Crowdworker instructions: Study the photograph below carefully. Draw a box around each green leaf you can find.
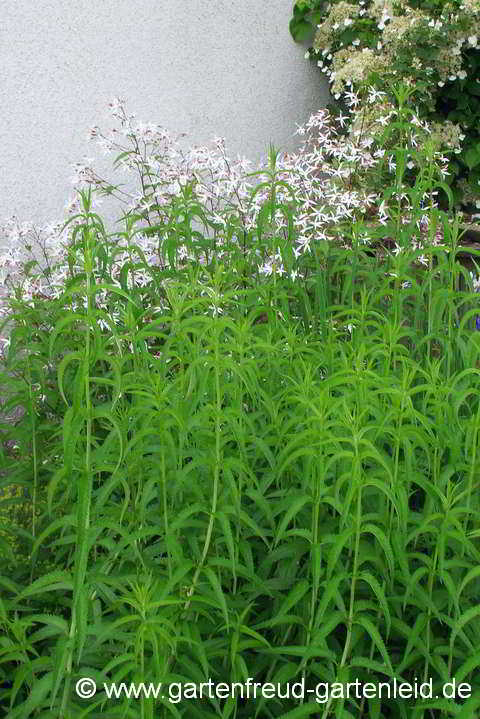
[314,572,349,624]
[455,649,480,683]
[26,613,69,636]
[7,671,53,718]
[464,147,480,170]
[216,510,236,574]
[48,313,86,358]
[289,18,314,43]
[293,2,309,18]
[326,528,355,581]
[18,571,73,599]
[50,636,71,707]
[275,494,311,546]
[357,571,391,636]
[361,523,395,577]
[277,578,310,617]
[451,605,480,650]
[202,566,229,630]
[354,614,394,676]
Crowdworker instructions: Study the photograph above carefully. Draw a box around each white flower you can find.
[468,35,478,46]
[259,262,273,277]
[393,243,402,256]
[438,81,445,87]
[304,51,310,59]
[367,86,386,103]
[470,272,480,292]
[344,18,353,26]
[209,304,223,317]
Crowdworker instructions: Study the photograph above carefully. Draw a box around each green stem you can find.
[321,456,362,719]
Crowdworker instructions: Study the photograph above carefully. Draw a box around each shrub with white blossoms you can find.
[313,0,479,98]
[298,0,480,209]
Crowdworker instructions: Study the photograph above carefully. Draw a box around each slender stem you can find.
[183,321,221,612]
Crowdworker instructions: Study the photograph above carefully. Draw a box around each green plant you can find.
[1,94,480,718]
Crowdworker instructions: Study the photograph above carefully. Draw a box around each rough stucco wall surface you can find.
[0,0,328,229]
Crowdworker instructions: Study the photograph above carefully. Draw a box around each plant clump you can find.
[1,93,480,718]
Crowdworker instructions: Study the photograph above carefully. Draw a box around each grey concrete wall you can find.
[0,0,328,229]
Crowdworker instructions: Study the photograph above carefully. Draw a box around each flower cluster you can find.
[429,120,465,153]
[313,0,480,93]
[0,218,68,302]
[313,1,359,54]
[330,48,387,97]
